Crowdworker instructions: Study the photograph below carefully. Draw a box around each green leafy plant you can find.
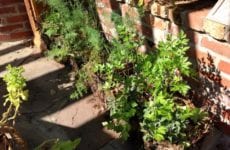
[95,16,207,146]
[34,138,81,150]
[96,16,144,140]
[42,0,102,61]
[1,65,28,125]
[140,33,207,145]
[42,0,208,147]
[42,0,105,99]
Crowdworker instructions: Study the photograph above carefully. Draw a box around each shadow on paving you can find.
[0,41,31,57]
[0,53,42,73]
[0,40,137,150]
[12,66,136,150]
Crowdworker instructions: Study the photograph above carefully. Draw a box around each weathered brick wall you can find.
[96,0,230,126]
[0,0,32,41]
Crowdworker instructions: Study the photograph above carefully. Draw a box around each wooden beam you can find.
[24,0,47,51]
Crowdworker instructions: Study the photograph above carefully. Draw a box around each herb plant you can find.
[1,65,28,124]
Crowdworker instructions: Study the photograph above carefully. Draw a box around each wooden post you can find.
[24,0,47,51]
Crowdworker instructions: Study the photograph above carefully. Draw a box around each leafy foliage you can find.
[95,17,206,145]
[50,138,81,150]
[1,65,28,124]
[42,0,208,147]
[42,0,105,99]
[34,138,81,150]
[42,0,102,61]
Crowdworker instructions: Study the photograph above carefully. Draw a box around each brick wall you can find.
[96,0,230,127]
[0,0,32,41]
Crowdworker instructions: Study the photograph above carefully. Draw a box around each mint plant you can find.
[1,65,28,124]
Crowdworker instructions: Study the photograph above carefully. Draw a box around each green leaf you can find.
[156,126,167,135]
[154,133,165,142]
[50,139,81,150]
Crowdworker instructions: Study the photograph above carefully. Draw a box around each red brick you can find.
[222,110,230,122]
[0,17,6,25]
[96,0,119,10]
[151,16,168,30]
[169,23,180,36]
[6,14,28,23]
[121,4,140,21]
[0,0,21,6]
[96,6,112,16]
[0,24,23,33]
[17,4,27,13]
[135,24,152,39]
[201,37,230,58]
[218,60,230,75]
[185,30,201,44]
[141,13,152,26]
[217,121,230,135]
[23,22,31,30]
[10,31,32,40]
[0,6,16,14]
[221,77,230,88]
[0,33,10,41]
[144,0,152,9]
[181,7,211,31]
[187,47,215,62]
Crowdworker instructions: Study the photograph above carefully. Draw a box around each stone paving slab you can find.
[0,41,117,149]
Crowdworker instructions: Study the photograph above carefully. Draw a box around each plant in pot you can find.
[94,17,211,149]
[0,65,28,149]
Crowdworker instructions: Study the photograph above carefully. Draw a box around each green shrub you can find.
[42,0,103,62]
[42,1,208,146]
[95,18,206,146]
[42,0,105,99]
